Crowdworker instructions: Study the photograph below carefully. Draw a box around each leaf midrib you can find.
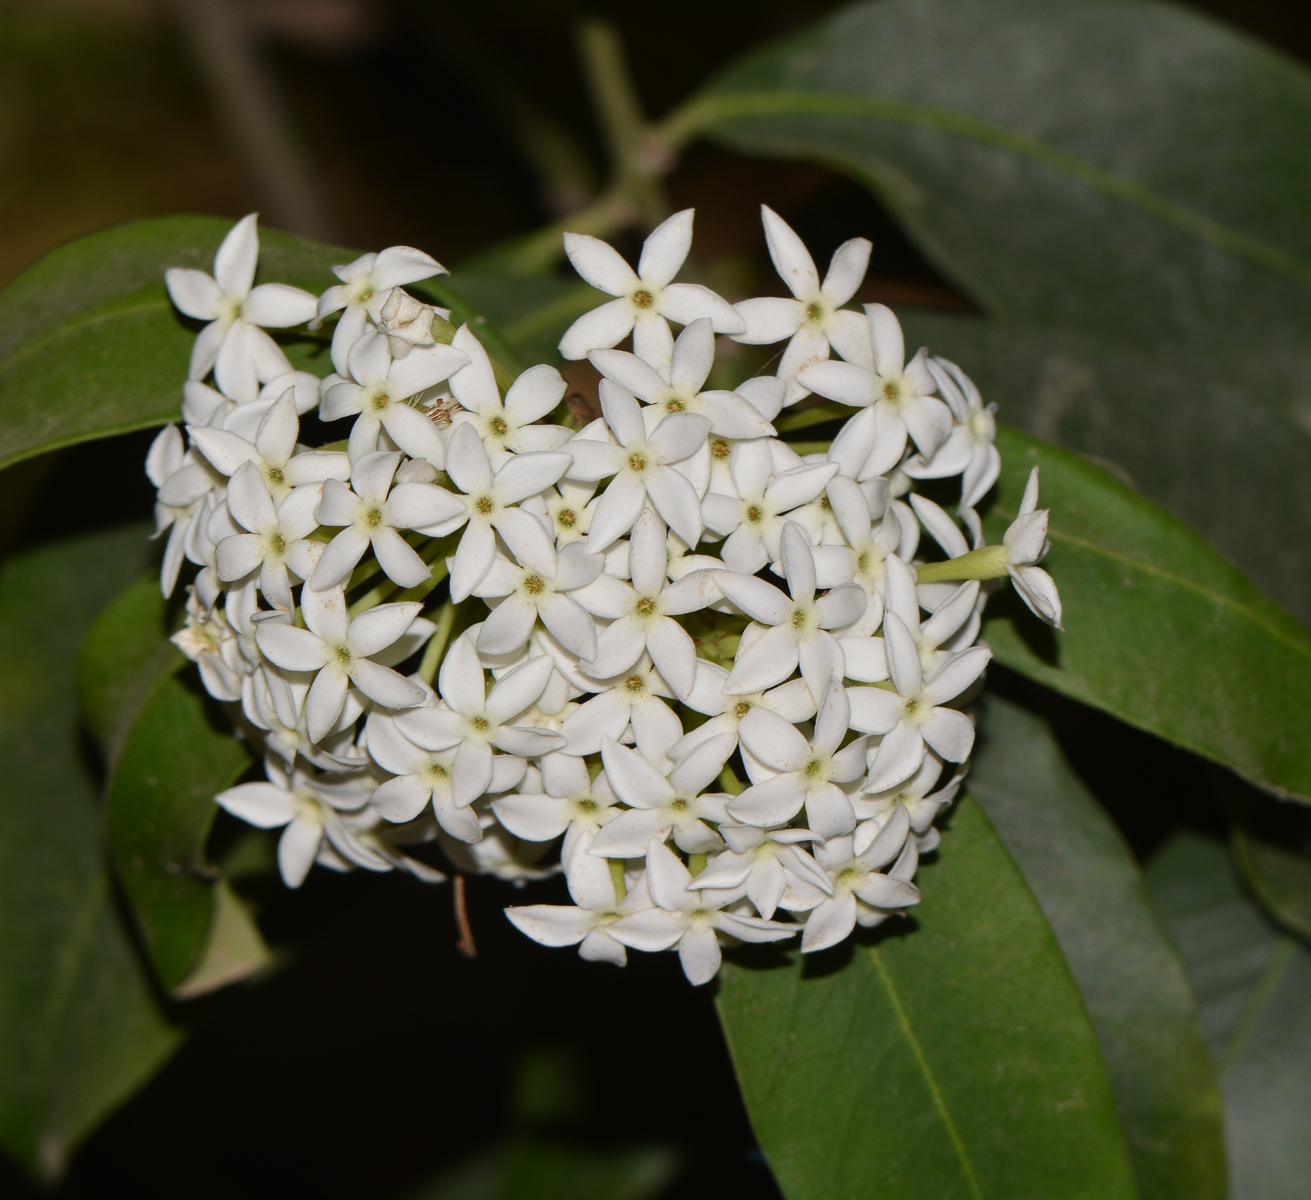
[870,946,983,1199]
[686,90,1311,289]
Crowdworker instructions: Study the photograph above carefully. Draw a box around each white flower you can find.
[171,587,244,702]
[587,732,735,858]
[189,392,350,502]
[165,214,318,400]
[802,810,920,953]
[505,832,652,966]
[716,522,866,700]
[607,840,794,985]
[255,585,429,739]
[799,304,953,478]
[855,753,964,856]
[732,206,873,405]
[729,676,868,837]
[701,439,838,574]
[689,823,832,919]
[847,610,990,794]
[309,450,464,591]
[672,658,816,763]
[571,506,718,699]
[215,461,322,610]
[589,318,776,440]
[563,385,711,552]
[1003,467,1062,628]
[316,245,446,373]
[320,330,467,464]
[215,756,376,888]
[557,655,680,757]
[558,209,744,374]
[390,632,565,806]
[471,523,604,660]
[447,326,573,458]
[366,703,523,843]
[423,422,572,601]
[521,480,598,546]
[492,753,620,861]
[905,358,1000,511]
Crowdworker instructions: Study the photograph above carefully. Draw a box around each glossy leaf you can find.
[0,215,350,472]
[971,693,1226,1200]
[1147,833,1311,1200]
[0,525,178,1181]
[78,572,182,766]
[715,797,1135,1200]
[106,671,251,991]
[981,423,1311,805]
[1231,828,1311,942]
[685,0,1311,620]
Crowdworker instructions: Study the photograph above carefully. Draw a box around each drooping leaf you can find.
[715,798,1135,1200]
[1230,827,1311,942]
[970,693,1226,1200]
[1147,832,1311,1200]
[981,423,1311,805]
[0,215,352,472]
[683,0,1311,621]
[0,525,179,1181]
[105,671,252,992]
[170,879,273,1001]
[78,572,183,766]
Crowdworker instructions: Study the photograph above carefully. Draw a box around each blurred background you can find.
[1,0,1309,1196]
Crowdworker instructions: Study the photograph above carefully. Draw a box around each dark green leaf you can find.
[715,797,1135,1200]
[0,525,178,1181]
[979,424,1311,805]
[1147,832,1311,1200]
[78,572,183,766]
[106,671,251,991]
[971,693,1226,1200]
[685,0,1311,620]
[0,215,352,472]
[1231,828,1311,942]
[403,1139,677,1200]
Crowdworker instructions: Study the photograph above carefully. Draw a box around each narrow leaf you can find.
[971,693,1226,1200]
[1148,832,1311,1200]
[716,798,1135,1200]
[0,526,179,1181]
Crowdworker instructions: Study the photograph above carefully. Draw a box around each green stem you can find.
[608,858,628,903]
[914,545,1010,584]
[487,186,636,277]
[718,764,745,795]
[576,18,670,231]
[686,852,707,878]
[418,598,460,684]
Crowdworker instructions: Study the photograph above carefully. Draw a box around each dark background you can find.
[0,1,1307,1195]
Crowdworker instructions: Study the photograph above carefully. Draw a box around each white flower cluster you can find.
[149,205,1060,985]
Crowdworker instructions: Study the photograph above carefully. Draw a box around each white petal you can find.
[558,299,636,360]
[165,268,221,320]
[732,295,803,345]
[565,232,640,295]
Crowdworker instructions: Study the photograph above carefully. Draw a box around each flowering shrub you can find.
[156,207,1059,984]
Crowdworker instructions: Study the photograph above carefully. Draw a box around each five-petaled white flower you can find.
[492,754,620,862]
[732,205,873,405]
[255,585,430,740]
[689,821,832,920]
[165,214,318,401]
[557,208,744,374]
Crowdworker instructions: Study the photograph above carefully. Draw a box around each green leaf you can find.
[404,1140,678,1200]
[106,671,252,992]
[0,525,179,1181]
[970,693,1226,1200]
[683,0,1311,621]
[979,423,1311,805]
[78,572,183,766]
[715,797,1135,1200]
[0,215,352,472]
[1147,832,1311,1200]
[1231,828,1311,942]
